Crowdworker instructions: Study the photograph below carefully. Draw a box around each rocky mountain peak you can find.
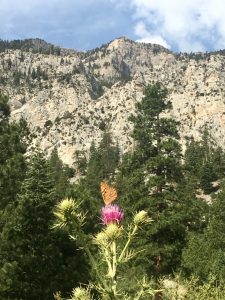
[1,37,225,166]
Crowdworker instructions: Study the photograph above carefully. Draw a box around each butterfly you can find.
[100,181,118,206]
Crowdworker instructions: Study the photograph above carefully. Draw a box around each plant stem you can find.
[105,246,113,276]
[111,241,117,298]
[118,225,138,263]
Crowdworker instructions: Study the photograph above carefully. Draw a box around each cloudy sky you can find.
[0,0,225,53]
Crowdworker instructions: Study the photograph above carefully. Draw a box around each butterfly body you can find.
[100,181,118,205]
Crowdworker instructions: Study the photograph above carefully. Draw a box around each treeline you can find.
[0,38,61,55]
[1,83,225,299]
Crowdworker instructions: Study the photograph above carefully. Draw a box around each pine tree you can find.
[0,93,27,209]
[67,132,120,234]
[73,149,87,176]
[85,131,120,197]
[184,138,204,177]
[184,130,225,194]
[0,93,10,118]
[89,132,119,175]
[48,148,72,200]
[199,162,217,194]
[98,132,120,179]
[182,181,225,280]
[117,83,205,275]
[129,82,182,191]
[0,152,87,299]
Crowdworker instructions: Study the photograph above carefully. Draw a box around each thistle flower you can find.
[133,210,152,226]
[57,198,77,212]
[71,287,92,300]
[53,198,86,229]
[101,204,124,225]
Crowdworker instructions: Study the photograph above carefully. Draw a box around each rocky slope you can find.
[1,37,225,166]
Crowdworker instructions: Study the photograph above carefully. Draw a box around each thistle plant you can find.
[53,199,156,300]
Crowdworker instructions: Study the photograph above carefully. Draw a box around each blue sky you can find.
[1,0,225,53]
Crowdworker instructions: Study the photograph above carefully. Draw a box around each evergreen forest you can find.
[1,83,225,299]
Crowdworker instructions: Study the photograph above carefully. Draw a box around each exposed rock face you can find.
[1,37,225,165]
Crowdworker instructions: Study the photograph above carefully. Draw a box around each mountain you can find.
[0,38,76,55]
[0,36,225,165]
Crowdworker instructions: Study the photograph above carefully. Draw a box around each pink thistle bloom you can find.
[101,204,124,225]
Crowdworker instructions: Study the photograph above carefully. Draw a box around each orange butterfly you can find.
[100,181,118,206]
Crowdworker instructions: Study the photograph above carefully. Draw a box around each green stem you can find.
[118,225,138,263]
[111,241,117,297]
[104,246,113,276]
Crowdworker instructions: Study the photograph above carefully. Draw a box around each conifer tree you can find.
[0,152,87,299]
[117,83,205,275]
[67,131,120,233]
[0,93,27,209]
[184,138,204,177]
[182,181,225,280]
[73,149,87,176]
[184,131,225,194]
[81,131,119,198]
[98,132,120,179]
[86,132,120,186]
[48,148,73,200]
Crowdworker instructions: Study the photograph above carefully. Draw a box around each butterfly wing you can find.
[100,181,118,205]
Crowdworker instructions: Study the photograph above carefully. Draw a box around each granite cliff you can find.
[1,37,225,165]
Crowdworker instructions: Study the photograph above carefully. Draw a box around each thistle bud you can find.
[94,232,108,245]
[71,287,92,300]
[58,198,76,214]
[53,198,85,229]
[133,210,152,226]
[104,223,122,240]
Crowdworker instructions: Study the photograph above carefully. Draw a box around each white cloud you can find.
[129,0,225,52]
[134,21,171,49]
